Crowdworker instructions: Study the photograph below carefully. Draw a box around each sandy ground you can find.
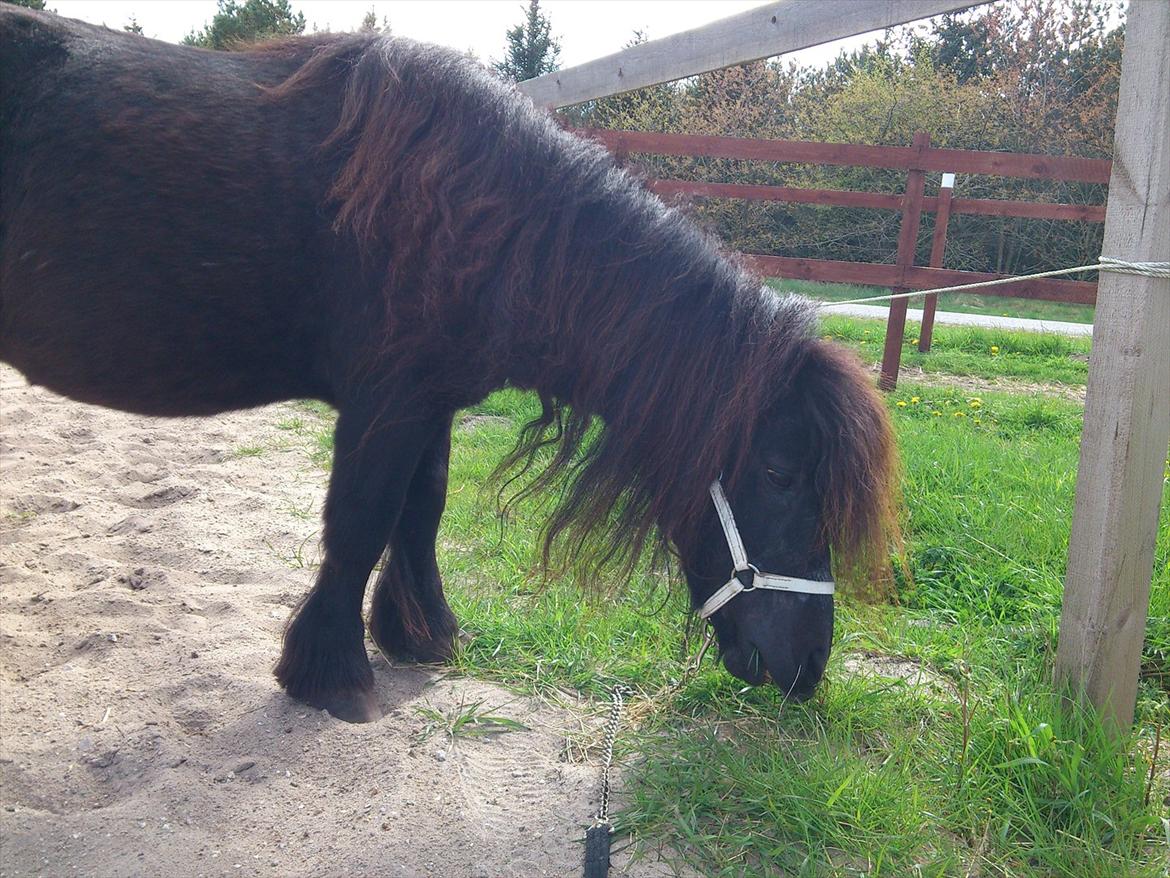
[0,366,679,878]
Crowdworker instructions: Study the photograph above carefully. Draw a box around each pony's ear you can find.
[798,341,902,596]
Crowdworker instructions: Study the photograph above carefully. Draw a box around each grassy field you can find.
[819,315,1092,388]
[281,319,1168,877]
[766,278,1097,326]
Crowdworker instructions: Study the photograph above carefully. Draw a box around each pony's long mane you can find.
[269,36,900,587]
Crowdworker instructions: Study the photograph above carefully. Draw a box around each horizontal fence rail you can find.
[518,0,990,108]
[572,127,1111,388]
[582,129,1112,183]
[646,180,1108,223]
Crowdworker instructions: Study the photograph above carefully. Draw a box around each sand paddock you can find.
[0,366,677,877]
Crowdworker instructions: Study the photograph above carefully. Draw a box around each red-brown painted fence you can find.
[575,127,1110,389]
[585,129,1113,183]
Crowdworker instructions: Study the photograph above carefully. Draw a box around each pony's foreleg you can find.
[368,417,458,663]
[275,403,443,723]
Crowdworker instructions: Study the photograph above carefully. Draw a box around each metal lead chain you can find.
[584,638,714,875]
[593,684,630,829]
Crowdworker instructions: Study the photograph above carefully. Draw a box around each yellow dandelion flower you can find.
[896,400,908,407]
[953,411,966,418]
[990,345,1000,355]
[932,411,942,417]
[974,418,982,425]
[910,396,921,403]
[969,400,982,409]
[911,338,920,345]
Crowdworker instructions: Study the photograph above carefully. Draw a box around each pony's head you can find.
[497,287,900,700]
[675,340,900,699]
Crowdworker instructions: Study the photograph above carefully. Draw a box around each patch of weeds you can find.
[995,397,1082,437]
[283,499,315,521]
[283,401,338,469]
[412,697,527,744]
[889,383,1082,440]
[264,533,319,569]
[296,400,336,419]
[232,443,266,458]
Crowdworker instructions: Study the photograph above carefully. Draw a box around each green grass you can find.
[412,697,528,744]
[768,277,1096,325]
[820,315,1092,387]
[290,371,1168,876]
[760,278,1095,387]
[231,443,267,458]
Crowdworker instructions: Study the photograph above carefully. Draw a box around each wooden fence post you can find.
[1055,0,1170,732]
[879,131,929,391]
[918,173,954,353]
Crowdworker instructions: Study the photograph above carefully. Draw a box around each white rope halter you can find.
[699,480,835,620]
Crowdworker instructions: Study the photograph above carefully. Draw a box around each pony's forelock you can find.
[798,342,903,593]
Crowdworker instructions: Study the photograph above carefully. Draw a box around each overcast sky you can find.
[51,1,880,70]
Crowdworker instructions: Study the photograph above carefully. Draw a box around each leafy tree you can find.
[493,0,560,82]
[926,13,1004,84]
[124,16,144,35]
[183,0,305,50]
[1,0,48,9]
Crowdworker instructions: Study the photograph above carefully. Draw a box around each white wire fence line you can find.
[817,258,1169,308]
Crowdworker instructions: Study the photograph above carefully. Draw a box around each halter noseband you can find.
[699,480,835,620]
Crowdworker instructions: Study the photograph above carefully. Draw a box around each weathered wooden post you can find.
[918,172,954,353]
[1056,0,1170,732]
[879,131,929,391]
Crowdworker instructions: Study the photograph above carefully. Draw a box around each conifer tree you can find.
[183,0,305,50]
[493,0,560,82]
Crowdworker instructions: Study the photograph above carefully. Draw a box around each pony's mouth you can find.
[720,643,769,686]
[721,643,816,701]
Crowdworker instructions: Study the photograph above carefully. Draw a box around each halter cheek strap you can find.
[699,480,835,620]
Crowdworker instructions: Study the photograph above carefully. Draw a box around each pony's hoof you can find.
[274,613,379,723]
[279,675,383,723]
[371,626,457,665]
[311,686,383,723]
[379,641,451,664]
[369,607,458,665]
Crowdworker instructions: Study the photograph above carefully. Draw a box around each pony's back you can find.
[0,9,359,414]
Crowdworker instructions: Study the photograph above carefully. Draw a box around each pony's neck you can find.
[465,129,818,567]
[504,196,747,429]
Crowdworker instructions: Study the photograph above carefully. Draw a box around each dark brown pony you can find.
[0,9,899,722]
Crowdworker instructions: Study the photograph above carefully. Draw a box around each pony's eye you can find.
[766,468,794,491]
